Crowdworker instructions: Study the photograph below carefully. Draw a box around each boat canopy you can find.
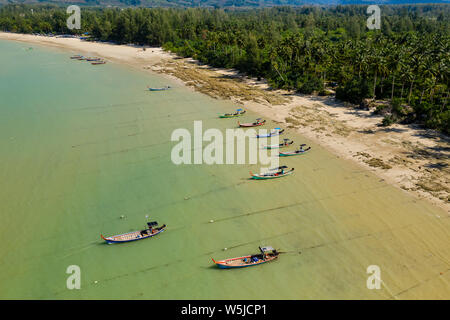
[147,221,158,227]
[259,246,275,253]
[269,165,288,171]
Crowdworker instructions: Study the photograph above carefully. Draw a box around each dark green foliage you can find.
[0,3,449,134]
[382,114,396,127]
[336,78,370,104]
[297,74,323,95]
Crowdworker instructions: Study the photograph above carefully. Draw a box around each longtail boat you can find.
[148,86,171,91]
[238,118,266,127]
[212,246,279,269]
[87,57,102,61]
[101,221,166,244]
[264,139,294,149]
[91,61,106,65]
[250,166,294,179]
[219,108,246,118]
[279,144,311,157]
[70,55,83,59]
[256,128,284,138]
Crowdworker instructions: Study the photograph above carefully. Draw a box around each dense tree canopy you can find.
[1,4,449,133]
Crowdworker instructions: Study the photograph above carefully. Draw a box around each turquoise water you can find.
[0,40,448,299]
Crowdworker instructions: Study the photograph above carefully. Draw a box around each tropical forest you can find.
[1,3,449,133]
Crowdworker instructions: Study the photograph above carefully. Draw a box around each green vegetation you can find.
[1,4,449,133]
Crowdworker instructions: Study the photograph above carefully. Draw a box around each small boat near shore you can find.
[212,246,279,269]
[238,118,266,127]
[87,57,102,61]
[101,221,166,244]
[279,144,311,157]
[219,108,246,118]
[91,60,106,65]
[256,128,284,138]
[148,86,171,91]
[264,139,294,149]
[250,166,294,179]
[70,54,83,59]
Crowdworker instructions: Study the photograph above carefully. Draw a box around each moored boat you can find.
[212,246,279,269]
[264,138,293,149]
[70,54,83,59]
[91,60,106,65]
[148,86,171,91]
[101,221,166,244]
[279,144,311,157]
[219,108,246,118]
[256,128,284,138]
[238,118,266,127]
[87,57,102,61]
[250,166,294,179]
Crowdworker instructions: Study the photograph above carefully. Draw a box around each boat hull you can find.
[257,130,284,138]
[149,88,170,91]
[264,142,293,149]
[212,255,278,269]
[279,149,311,157]
[238,120,266,127]
[101,226,166,244]
[250,170,294,179]
[219,113,245,118]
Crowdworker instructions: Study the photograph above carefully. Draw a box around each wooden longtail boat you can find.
[148,86,171,91]
[256,128,284,138]
[279,144,311,157]
[87,57,102,61]
[70,55,83,59]
[250,166,294,179]
[101,221,166,244]
[238,119,266,127]
[219,108,246,118]
[212,246,279,269]
[91,61,106,65]
[264,139,293,149]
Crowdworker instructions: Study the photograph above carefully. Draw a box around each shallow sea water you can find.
[0,40,448,299]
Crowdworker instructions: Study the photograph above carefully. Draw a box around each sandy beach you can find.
[1,31,448,213]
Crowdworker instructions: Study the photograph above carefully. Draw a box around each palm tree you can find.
[369,48,387,99]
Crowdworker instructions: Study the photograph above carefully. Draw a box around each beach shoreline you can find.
[1,31,448,213]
